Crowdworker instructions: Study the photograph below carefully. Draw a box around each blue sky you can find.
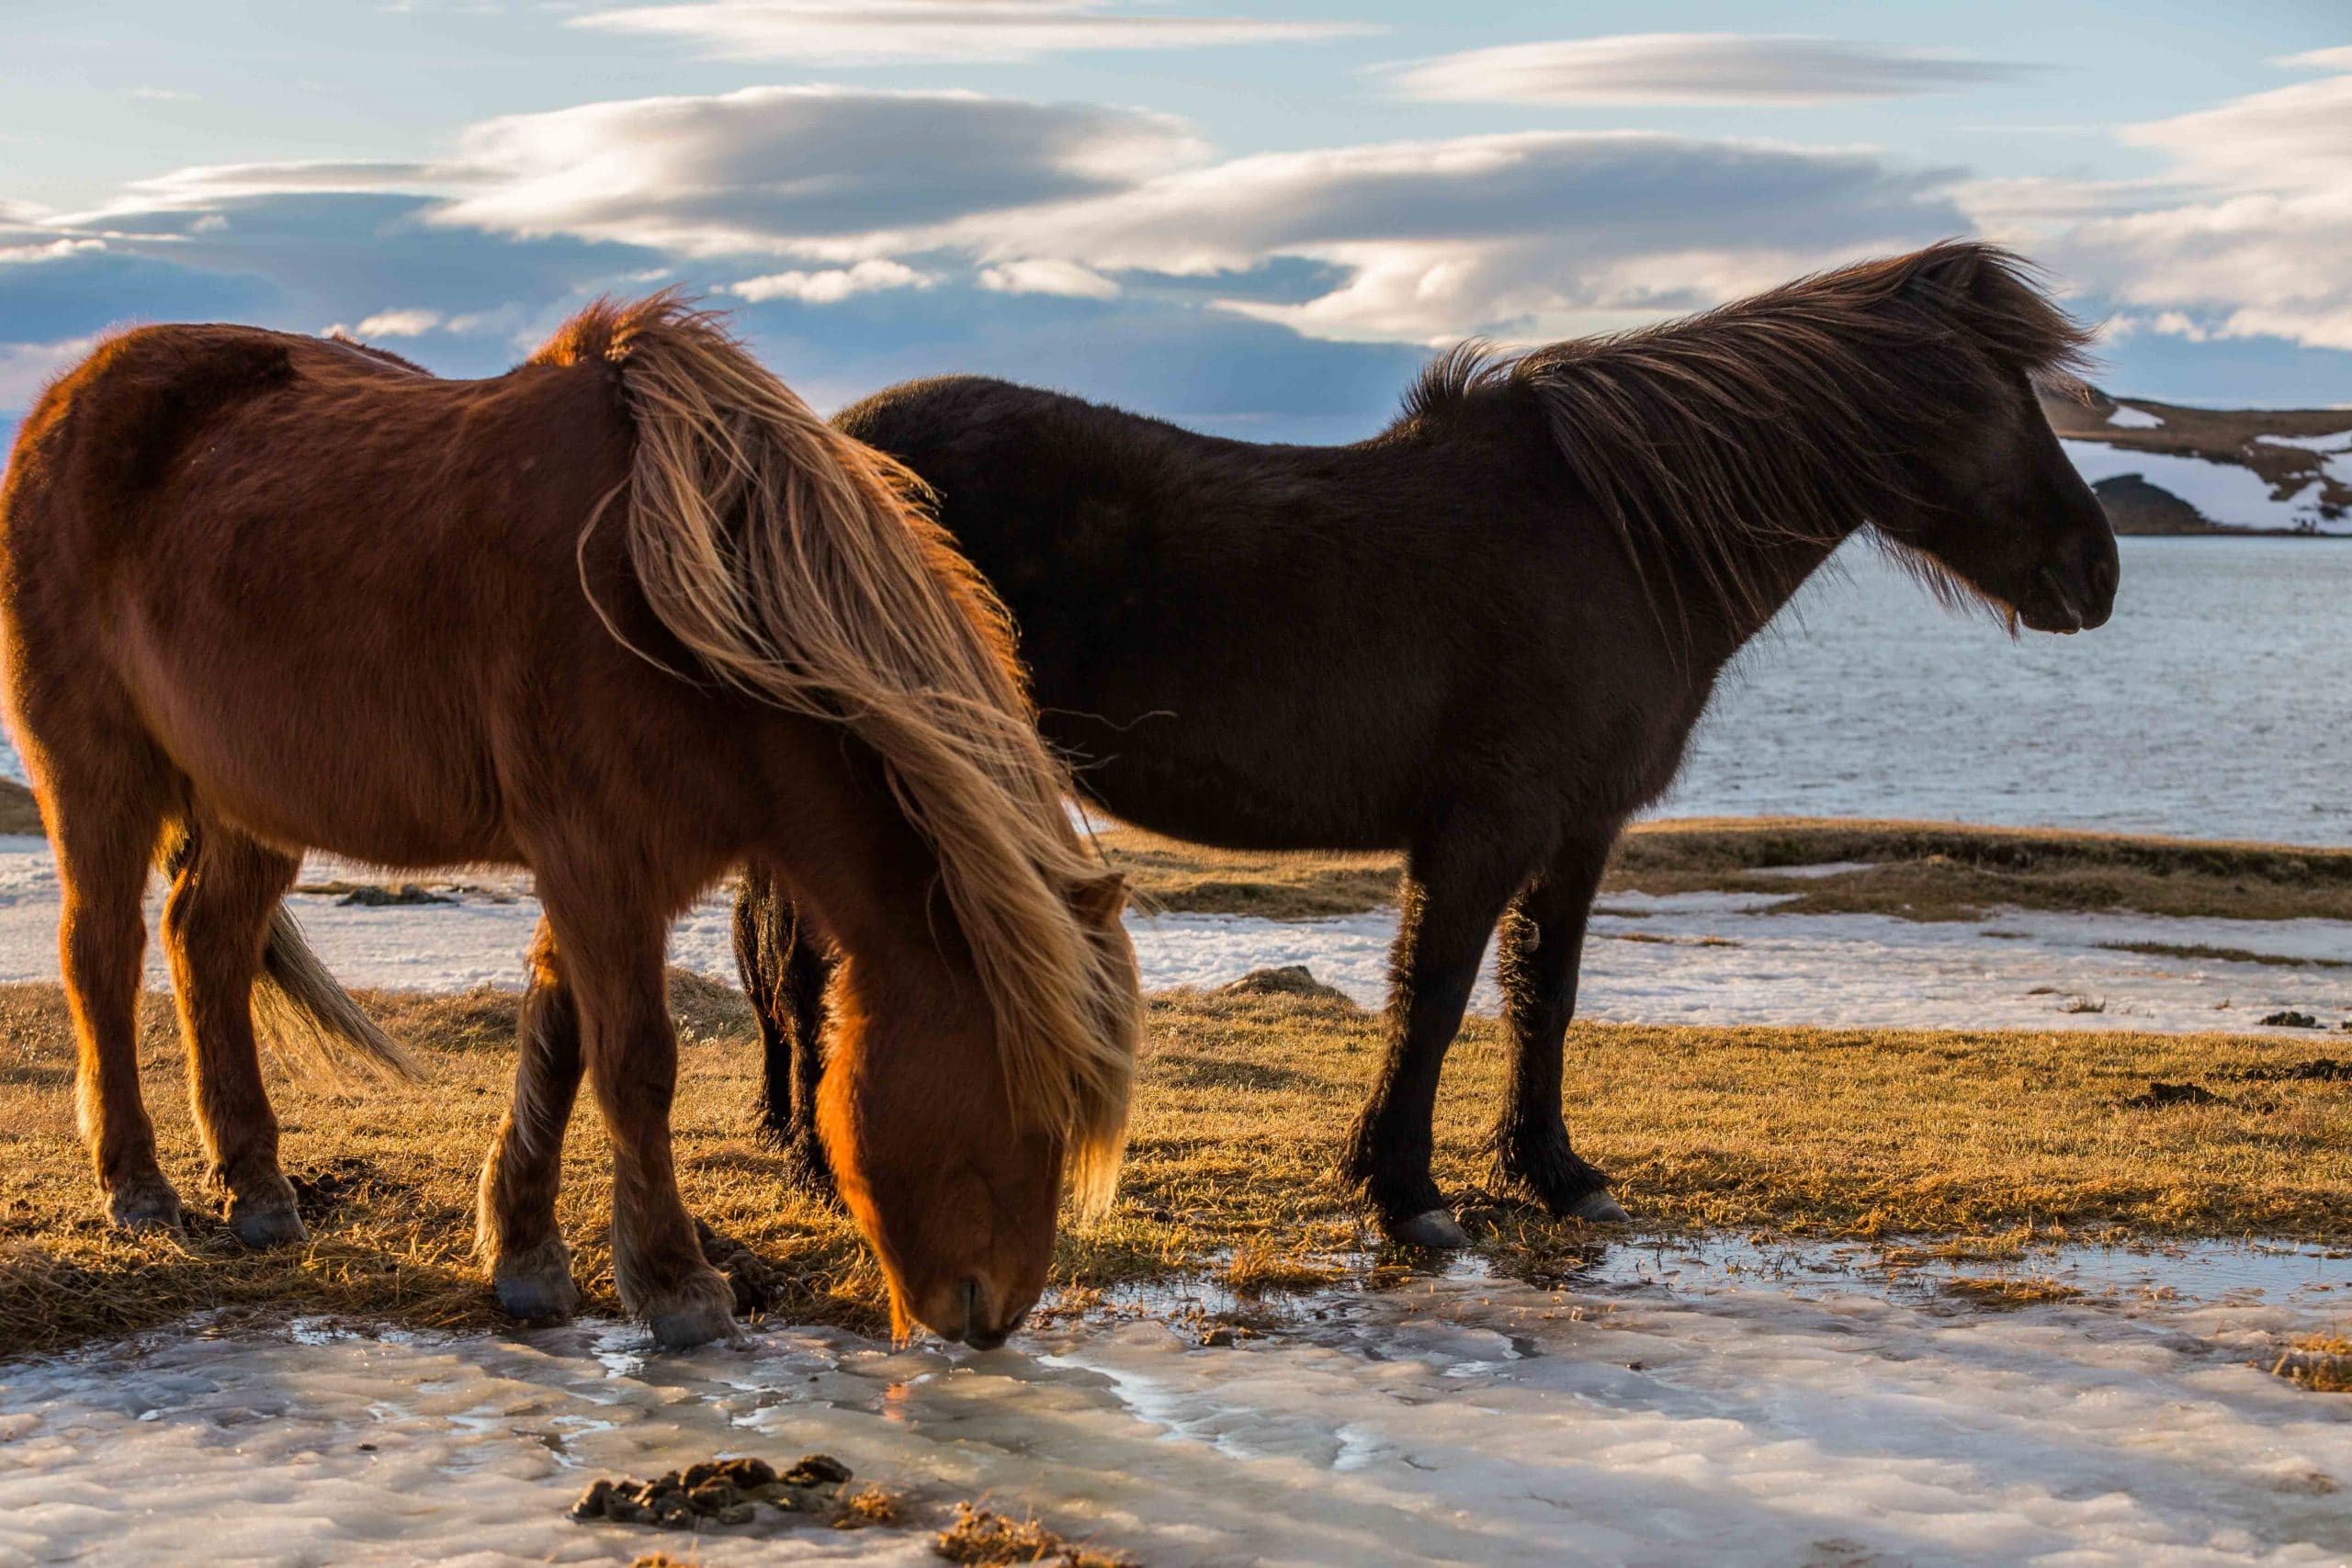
[6,1,2352,446]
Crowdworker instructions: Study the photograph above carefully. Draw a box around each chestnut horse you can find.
[0,295,1138,1348]
[734,243,2119,1246]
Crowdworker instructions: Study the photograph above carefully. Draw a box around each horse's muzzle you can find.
[2021,536,2119,634]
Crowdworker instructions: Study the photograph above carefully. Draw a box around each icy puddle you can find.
[2,1241,2345,1567]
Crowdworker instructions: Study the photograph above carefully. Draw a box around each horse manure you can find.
[570,1453,854,1530]
[2260,1010,2322,1029]
[694,1218,786,1315]
[333,883,454,907]
[2121,1081,2224,1110]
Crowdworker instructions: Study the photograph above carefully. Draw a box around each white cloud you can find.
[0,238,107,265]
[965,130,1962,341]
[0,336,100,413]
[727,258,933,302]
[1387,34,2032,107]
[2025,51,2352,352]
[573,0,1377,64]
[351,308,446,337]
[977,257,1119,298]
[430,85,1205,256]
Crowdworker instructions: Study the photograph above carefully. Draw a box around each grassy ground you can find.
[4,975,2345,1359]
[1098,816,2352,924]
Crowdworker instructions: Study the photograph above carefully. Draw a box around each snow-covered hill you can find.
[2047,389,2352,536]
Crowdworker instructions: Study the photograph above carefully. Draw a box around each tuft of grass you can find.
[1940,1275,2086,1309]
[935,1502,1133,1567]
[2265,1335,2352,1393]
[4,980,2349,1359]
[833,1486,910,1530]
[1219,1235,1343,1295]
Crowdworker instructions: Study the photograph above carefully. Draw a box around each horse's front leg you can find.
[477,920,586,1319]
[1341,834,1531,1247]
[1489,830,1627,1222]
[540,891,735,1348]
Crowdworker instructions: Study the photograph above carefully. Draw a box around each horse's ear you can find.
[1070,871,1127,926]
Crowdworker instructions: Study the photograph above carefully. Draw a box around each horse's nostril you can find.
[2085,539,2120,601]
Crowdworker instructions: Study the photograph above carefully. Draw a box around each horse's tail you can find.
[544,292,1139,1213]
[155,827,424,1083]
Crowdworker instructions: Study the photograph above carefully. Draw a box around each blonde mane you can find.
[535,292,1138,1211]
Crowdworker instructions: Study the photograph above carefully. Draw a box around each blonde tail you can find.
[157,827,423,1083]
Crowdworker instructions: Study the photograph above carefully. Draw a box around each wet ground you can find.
[2,1237,2343,1566]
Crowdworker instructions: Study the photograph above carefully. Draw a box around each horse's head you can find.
[818,871,1133,1348]
[1868,245,2118,634]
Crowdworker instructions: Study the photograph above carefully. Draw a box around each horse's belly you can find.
[130,649,511,867]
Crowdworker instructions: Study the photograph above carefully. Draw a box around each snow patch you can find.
[2105,403,2165,428]
[2256,429,2352,455]
[2064,439,2345,534]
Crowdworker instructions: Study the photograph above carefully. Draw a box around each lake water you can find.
[1666,535,2352,846]
[0,536,2344,846]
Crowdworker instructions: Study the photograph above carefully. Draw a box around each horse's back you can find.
[0,326,654,863]
[838,377,1598,850]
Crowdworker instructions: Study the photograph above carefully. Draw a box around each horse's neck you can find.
[1668,521,1859,672]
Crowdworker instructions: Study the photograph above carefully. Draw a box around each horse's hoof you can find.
[650,1301,740,1350]
[230,1201,309,1248]
[107,1176,186,1235]
[1569,1190,1631,1224]
[1387,1208,1472,1248]
[491,1237,580,1321]
[494,1269,581,1322]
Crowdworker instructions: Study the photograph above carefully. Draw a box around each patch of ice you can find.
[2063,438,2346,534]
[2106,403,2165,428]
[1,1249,2344,1566]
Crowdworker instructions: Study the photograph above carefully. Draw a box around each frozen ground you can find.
[0,1239,2344,1567]
[2,836,2344,1035]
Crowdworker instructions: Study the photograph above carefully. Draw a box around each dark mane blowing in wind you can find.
[1405,242,2098,626]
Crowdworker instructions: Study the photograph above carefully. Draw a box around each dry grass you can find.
[1094,817,2352,925]
[0,781,41,837]
[935,1503,1133,1567]
[2265,1335,2352,1393]
[4,977,2347,1359]
[1939,1275,2086,1309]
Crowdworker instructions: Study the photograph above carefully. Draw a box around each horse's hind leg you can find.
[1489,830,1626,1224]
[477,920,584,1320]
[47,773,177,1230]
[539,875,734,1348]
[733,867,837,1200]
[159,821,306,1246]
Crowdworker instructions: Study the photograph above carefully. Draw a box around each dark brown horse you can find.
[0,295,1139,1347]
[736,243,2118,1246]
